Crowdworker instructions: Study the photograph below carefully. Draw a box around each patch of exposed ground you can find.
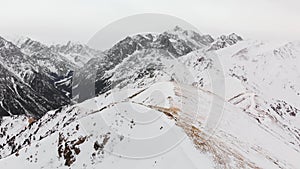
[57,132,87,166]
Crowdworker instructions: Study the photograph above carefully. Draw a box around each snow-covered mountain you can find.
[208,33,243,51]
[0,26,299,169]
[0,37,71,117]
[18,38,77,76]
[0,36,100,117]
[72,27,218,102]
[50,41,102,67]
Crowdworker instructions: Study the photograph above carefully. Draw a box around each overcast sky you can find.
[0,0,299,47]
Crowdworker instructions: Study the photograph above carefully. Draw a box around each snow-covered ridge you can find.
[0,82,299,168]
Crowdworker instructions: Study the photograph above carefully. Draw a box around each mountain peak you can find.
[20,37,49,52]
[228,33,243,41]
[63,40,87,48]
[0,36,19,51]
[173,25,184,32]
[218,33,243,41]
[0,36,7,48]
[208,33,243,51]
[167,26,201,36]
[54,41,87,53]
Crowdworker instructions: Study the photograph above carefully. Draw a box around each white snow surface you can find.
[0,80,299,168]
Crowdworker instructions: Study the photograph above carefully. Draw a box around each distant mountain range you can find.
[0,27,242,117]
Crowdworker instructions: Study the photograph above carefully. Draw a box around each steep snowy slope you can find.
[176,39,300,156]
[217,40,300,106]
[214,40,300,156]
[0,64,57,116]
[0,82,299,169]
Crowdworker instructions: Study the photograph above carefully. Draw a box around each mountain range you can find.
[0,26,299,169]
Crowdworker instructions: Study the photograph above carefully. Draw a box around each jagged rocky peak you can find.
[208,33,243,51]
[169,25,198,36]
[20,38,49,52]
[131,34,155,47]
[105,32,191,61]
[0,36,19,51]
[58,41,85,53]
[15,38,77,75]
[0,36,7,48]
[108,36,139,55]
[219,33,243,44]
[228,33,243,41]
[106,26,213,59]
[0,37,71,118]
[164,26,215,48]
[51,41,100,55]
[0,37,29,72]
